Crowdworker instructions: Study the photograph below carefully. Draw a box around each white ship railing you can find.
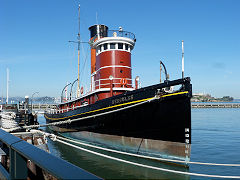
[95,77,132,89]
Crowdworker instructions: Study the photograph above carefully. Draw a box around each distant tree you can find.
[221,96,234,101]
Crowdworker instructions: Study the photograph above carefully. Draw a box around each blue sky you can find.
[1,0,240,98]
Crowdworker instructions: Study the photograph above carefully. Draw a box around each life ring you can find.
[80,87,84,94]
[120,78,127,86]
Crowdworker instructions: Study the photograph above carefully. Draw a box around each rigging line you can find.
[96,12,98,25]
[68,42,77,79]
[56,135,240,167]
[54,138,240,179]
[80,46,90,91]
[79,44,89,82]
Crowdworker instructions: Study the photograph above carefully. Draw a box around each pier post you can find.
[10,149,28,179]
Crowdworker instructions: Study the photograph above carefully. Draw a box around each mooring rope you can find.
[54,137,240,179]
[34,130,240,168]
[56,135,240,167]
[6,96,157,132]
[17,129,240,178]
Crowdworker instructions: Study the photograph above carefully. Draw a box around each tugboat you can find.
[44,23,192,163]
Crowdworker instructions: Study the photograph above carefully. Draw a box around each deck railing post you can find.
[10,149,28,179]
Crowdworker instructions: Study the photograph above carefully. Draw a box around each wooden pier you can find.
[24,103,240,111]
[191,103,240,108]
[19,104,57,111]
[0,129,100,179]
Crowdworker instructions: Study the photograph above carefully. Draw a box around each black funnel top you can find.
[89,25,108,39]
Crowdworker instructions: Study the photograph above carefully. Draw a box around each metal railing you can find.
[108,30,135,40]
[46,78,135,114]
[0,129,100,179]
[95,77,133,89]
[19,104,57,110]
[90,29,136,45]
[47,103,87,114]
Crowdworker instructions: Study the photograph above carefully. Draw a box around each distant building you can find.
[193,93,205,96]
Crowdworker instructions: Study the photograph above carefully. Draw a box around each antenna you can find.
[78,4,80,40]
[182,40,184,79]
[6,68,9,104]
[96,12,99,25]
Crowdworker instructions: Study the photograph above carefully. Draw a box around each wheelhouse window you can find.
[104,43,108,50]
[96,42,132,55]
[125,44,129,51]
[96,46,100,55]
[110,43,115,49]
[118,43,123,49]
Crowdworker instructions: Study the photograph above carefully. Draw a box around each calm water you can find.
[39,108,240,179]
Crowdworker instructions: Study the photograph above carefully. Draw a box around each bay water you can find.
[39,108,240,179]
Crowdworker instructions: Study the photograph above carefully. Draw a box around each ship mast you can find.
[77,4,80,97]
[6,68,9,104]
[182,40,184,79]
[69,4,81,98]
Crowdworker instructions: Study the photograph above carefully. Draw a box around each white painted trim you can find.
[91,71,97,76]
[93,37,135,49]
[96,49,131,56]
[95,83,132,87]
[95,65,131,73]
[95,87,134,91]
[95,77,132,82]
[94,37,134,55]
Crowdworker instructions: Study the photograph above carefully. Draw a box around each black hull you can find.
[45,77,192,161]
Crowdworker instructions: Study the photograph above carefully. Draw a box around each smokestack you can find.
[89,25,108,91]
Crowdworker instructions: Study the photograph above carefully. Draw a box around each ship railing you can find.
[108,30,135,40]
[97,29,135,40]
[95,77,133,89]
[46,78,135,114]
[95,83,132,88]
[46,77,137,114]
[96,77,131,81]
[47,103,89,114]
